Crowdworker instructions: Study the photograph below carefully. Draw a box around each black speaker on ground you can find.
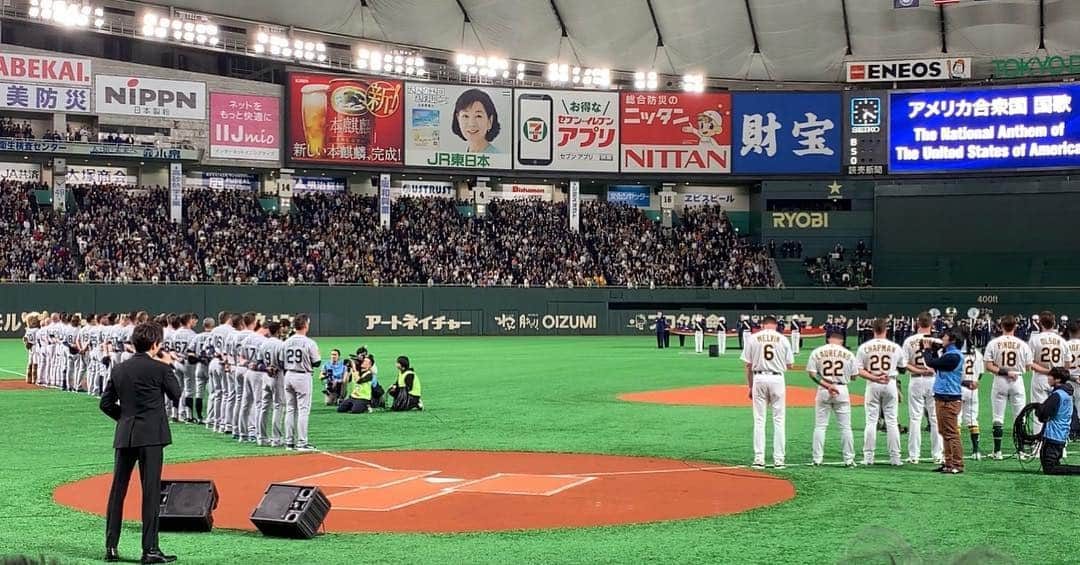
[708,345,719,357]
[250,484,331,539]
[159,480,218,532]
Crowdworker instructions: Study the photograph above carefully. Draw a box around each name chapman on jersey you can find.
[860,342,897,354]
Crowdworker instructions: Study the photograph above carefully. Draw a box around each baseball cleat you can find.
[989,452,1004,460]
[751,462,766,469]
[844,461,857,468]
[773,463,786,470]
[968,452,983,460]
[889,460,903,466]
[295,445,317,453]
[932,458,945,465]
[905,458,920,465]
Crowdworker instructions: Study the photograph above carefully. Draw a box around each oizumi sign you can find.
[991,54,1080,78]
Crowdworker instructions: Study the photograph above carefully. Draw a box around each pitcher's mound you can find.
[619,384,863,407]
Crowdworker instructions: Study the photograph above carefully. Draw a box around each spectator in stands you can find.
[806,242,872,288]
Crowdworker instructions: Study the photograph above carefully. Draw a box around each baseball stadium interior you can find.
[3,1,1080,564]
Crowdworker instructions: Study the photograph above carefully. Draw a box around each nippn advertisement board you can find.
[514,89,619,172]
[404,83,513,170]
[620,92,732,173]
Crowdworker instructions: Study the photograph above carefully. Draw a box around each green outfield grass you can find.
[0,335,1073,564]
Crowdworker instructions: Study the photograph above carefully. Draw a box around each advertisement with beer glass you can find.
[404,82,512,170]
[287,73,404,166]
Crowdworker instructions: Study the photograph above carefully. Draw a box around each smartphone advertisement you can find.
[513,89,619,172]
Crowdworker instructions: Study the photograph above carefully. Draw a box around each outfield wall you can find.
[2,284,1080,338]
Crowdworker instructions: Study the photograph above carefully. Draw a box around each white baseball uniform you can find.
[1068,338,1080,410]
[985,335,1033,426]
[741,328,794,467]
[1028,331,1069,434]
[960,348,984,429]
[902,333,943,463]
[715,322,727,356]
[790,322,801,355]
[806,343,858,465]
[856,338,908,465]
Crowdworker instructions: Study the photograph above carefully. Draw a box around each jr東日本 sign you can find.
[845,58,972,83]
[287,73,404,166]
[210,92,280,161]
[732,92,841,174]
[513,89,619,172]
[889,83,1080,173]
[404,83,513,170]
[0,53,91,87]
[0,82,90,113]
[95,75,207,120]
[620,92,732,173]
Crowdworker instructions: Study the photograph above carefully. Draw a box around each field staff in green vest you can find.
[338,356,375,414]
[388,356,423,412]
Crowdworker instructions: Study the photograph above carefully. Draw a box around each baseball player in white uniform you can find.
[901,313,944,465]
[22,313,40,385]
[34,314,50,386]
[806,329,858,467]
[229,313,257,440]
[170,314,199,422]
[190,317,215,424]
[221,314,247,436]
[741,316,794,469]
[856,318,908,466]
[790,318,801,355]
[282,314,321,451]
[1029,311,1071,435]
[960,339,985,459]
[1067,321,1080,425]
[984,315,1034,460]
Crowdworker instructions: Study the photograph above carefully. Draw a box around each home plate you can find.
[425,477,465,484]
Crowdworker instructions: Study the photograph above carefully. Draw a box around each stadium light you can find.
[682,73,705,93]
[254,31,326,62]
[29,0,104,28]
[549,64,610,88]
[141,12,219,46]
[456,53,511,79]
[634,71,658,90]
[516,62,526,81]
[356,47,425,77]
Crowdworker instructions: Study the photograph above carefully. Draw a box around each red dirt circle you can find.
[0,381,38,391]
[53,450,795,533]
[619,384,865,407]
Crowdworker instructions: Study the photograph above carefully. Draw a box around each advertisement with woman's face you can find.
[404,83,512,170]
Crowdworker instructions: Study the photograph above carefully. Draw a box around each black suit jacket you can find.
[100,352,181,449]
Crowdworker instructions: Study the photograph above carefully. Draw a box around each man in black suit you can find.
[100,322,181,564]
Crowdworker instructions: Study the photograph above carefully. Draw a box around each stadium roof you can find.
[155,0,1080,82]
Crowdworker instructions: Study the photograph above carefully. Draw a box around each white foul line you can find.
[314,449,392,471]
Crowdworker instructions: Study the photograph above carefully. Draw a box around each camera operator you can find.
[321,349,346,405]
[1037,367,1080,475]
[352,347,385,408]
[922,328,965,474]
[387,356,423,411]
[338,356,375,414]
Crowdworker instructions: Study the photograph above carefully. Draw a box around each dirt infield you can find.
[619,384,864,407]
[0,380,37,391]
[53,450,795,533]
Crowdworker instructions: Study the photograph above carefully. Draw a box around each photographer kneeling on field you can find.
[338,356,376,414]
[1037,368,1080,475]
[321,349,346,405]
[387,356,423,411]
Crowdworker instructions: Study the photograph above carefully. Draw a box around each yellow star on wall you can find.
[827,181,842,196]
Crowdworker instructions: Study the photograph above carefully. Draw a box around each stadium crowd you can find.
[806,241,873,287]
[0,182,780,289]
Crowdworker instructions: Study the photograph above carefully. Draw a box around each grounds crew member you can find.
[1037,367,1080,475]
[388,355,423,411]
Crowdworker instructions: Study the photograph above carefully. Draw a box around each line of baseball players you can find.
[744,310,1079,469]
[22,310,323,451]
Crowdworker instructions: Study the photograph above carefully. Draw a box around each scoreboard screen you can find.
[889,84,1080,174]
